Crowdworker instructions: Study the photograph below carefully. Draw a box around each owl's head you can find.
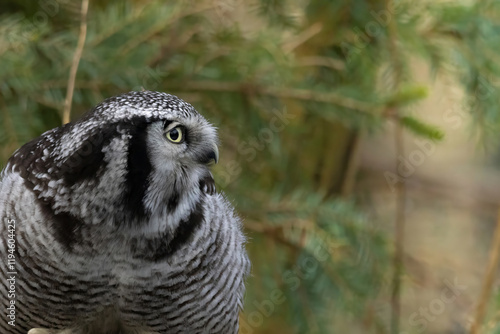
[9,91,219,235]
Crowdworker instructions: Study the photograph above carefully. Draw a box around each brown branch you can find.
[282,22,323,54]
[340,132,361,197]
[386,0,405,333]
[470,209,500,334]
[47,78,384,116]
[262,86,378,115]
[297,56,345,71]
[62,0,89,125]
[164,80,381,116]
[391,121,406,334]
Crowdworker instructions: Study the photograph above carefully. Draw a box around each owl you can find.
[0,91,250,334]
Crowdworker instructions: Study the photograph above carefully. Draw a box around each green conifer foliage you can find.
[1,0,500,332]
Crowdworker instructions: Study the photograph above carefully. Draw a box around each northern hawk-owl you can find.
[0,91,250,334]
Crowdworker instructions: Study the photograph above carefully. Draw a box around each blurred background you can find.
[1,0,500,333]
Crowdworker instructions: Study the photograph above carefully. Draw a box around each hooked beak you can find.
[200,144,219,166]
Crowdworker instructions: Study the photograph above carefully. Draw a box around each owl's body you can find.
[0,91,249,334]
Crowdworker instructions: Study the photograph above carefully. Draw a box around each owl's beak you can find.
[200,144,219,166]
[208,144,219,165]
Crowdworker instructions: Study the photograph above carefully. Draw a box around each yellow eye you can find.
[166,126,184,143]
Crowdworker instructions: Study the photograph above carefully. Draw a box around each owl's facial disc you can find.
[139,117,218,220]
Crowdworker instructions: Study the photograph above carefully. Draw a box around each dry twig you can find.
[62,0,89,125]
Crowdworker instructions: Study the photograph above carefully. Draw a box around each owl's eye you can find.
[165,126,184,143]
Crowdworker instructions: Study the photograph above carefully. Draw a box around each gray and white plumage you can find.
[0,91,250,334]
